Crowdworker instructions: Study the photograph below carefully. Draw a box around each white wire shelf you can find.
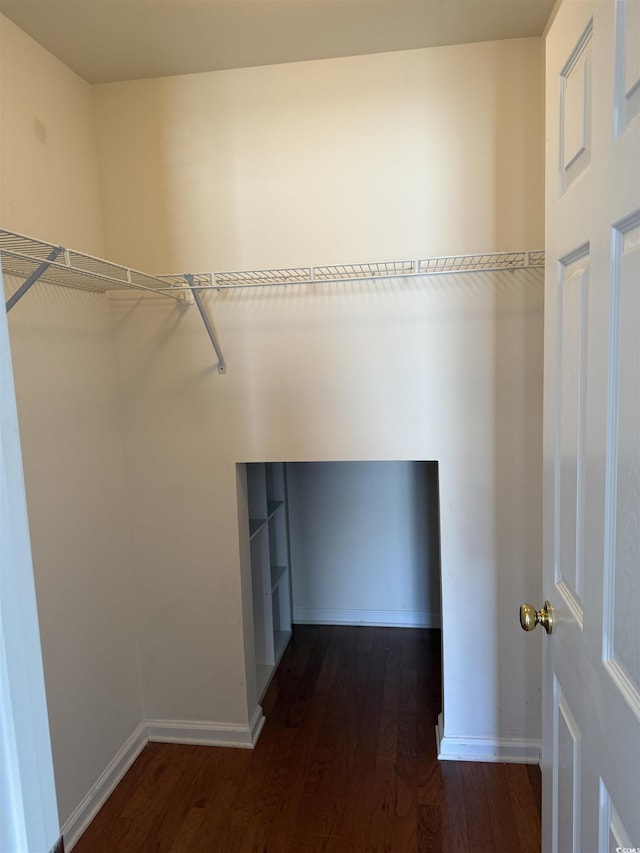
[160,250,545,292]
[1,228,223,371]
[418,250,545,274]
[0,229,187,301]
[1,229,544,374]
[1,230,545,299]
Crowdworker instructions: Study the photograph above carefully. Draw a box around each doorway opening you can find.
[239,460,443,714]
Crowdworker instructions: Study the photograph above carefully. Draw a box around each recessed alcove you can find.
[239,460,442,704]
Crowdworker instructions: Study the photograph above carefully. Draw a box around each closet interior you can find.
[1,18,551,852]
[1,227,545,848]
[240,459,443,704]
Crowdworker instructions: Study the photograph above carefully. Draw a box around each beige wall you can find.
[5,277,143,831]
[0,15,104,254]
[93,37,544,273]
[1,14,141,833]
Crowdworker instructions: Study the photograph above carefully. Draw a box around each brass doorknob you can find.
[520,601,553,634]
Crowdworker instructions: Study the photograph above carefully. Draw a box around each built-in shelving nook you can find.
[246,463,293,699]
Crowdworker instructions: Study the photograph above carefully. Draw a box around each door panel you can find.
[615,0,640,133]
[599,780,634,852]
[557,248,589,618]
[554,679,582,853]
[606,212,640,703]
[560,22,592,191]
[544,2,640,852]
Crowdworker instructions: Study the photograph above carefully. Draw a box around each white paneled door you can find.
[543,1,640,852]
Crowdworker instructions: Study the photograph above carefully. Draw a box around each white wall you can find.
[287,461,442,627]
[0,14,143,835]
[93,38,544,272]
[109,265,544,752]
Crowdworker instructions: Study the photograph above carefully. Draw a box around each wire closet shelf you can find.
[1,230,545,372]
[0,230,188,303]
[159,250,545,291]
[1,229,544,298]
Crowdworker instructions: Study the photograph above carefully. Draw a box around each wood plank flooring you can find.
[72,626,541,852]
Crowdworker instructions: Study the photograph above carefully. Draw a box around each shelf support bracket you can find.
[185,274,226,374]
[5,247,63,313]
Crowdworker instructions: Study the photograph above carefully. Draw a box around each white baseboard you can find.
[249,705,266,745]
[147,705,264,749]
[435,713,541,765]
[63,707,265,851]
[293,607,441,629]
[62,722,148,851]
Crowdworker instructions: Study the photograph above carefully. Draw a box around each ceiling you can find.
[0,0,555,84]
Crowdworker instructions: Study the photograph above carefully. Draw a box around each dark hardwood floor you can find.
[72,625,541,852]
